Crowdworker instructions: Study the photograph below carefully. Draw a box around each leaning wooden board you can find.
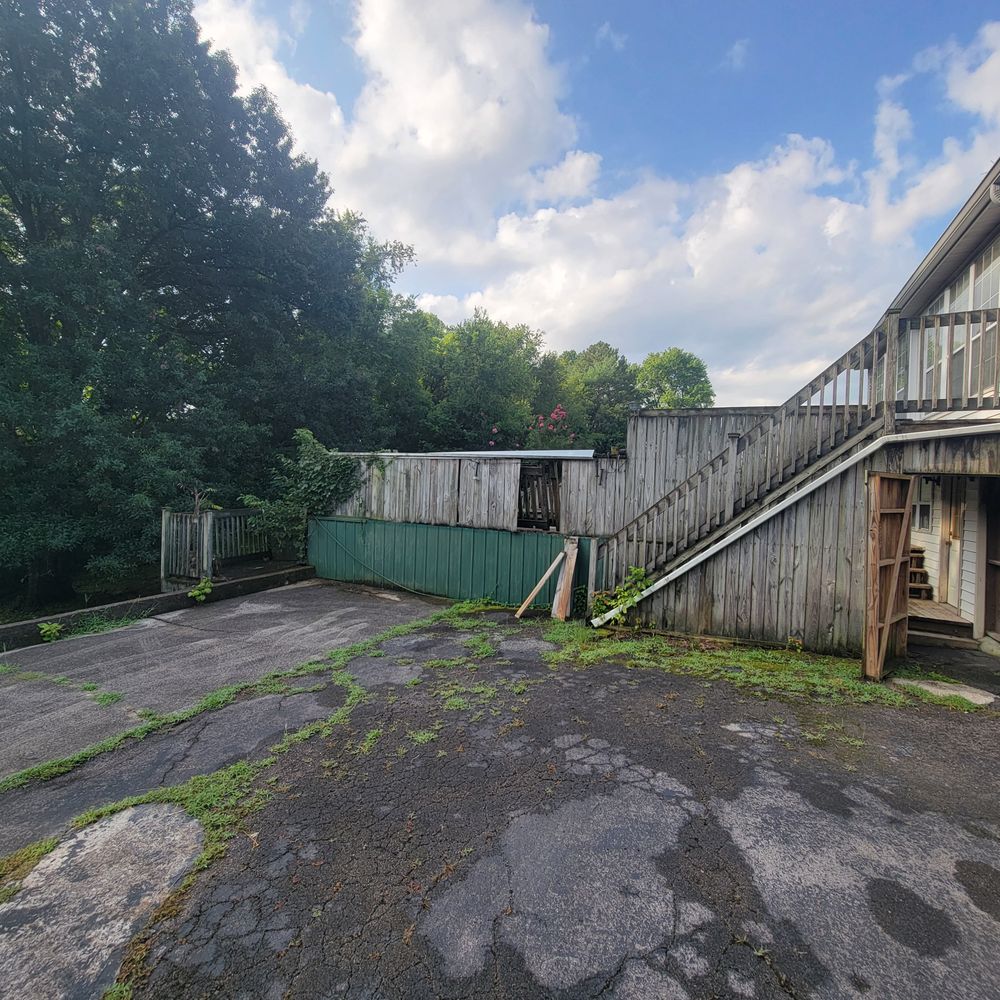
[551,537,579,621]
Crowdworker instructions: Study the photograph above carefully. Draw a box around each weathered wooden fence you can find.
[160,508,269,591]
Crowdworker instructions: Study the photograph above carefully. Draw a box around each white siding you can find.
[960,479,979,621]
[910,478,942,598]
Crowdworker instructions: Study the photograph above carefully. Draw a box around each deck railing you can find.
[160,508,269,591]
[596,308,1000,593]
[896,309,1000,410]
[596,319,892,590]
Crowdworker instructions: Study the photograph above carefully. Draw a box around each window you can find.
[973,233,1000,309]
[912,478,933,531]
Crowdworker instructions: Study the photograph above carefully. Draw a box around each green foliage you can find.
[93,691,124,707]
[591,566,653,622]
[424,309,542,449]
[637,348,715,409]
[187,579,213,603]
[0,1,410,609]
[240,428,361,558]
[38,622,64,643]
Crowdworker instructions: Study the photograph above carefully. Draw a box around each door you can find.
[942,478,966,607]
[864,473,917,681]
[986,479,1000,639]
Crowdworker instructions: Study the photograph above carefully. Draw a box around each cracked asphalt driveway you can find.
[3,605,1000,999]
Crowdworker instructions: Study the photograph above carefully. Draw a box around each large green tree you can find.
[0,0,405,604]
[423,309,541,450]
[637,348,715,409]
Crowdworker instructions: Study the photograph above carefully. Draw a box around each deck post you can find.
[883,311,900,435]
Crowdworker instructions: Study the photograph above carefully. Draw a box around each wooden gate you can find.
[864,473,916,680]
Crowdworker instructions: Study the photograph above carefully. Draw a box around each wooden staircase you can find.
[596,317,896,593]
[908,546,933,600]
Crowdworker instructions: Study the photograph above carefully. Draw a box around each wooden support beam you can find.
[515,550,565,618]
[551,537,580,621]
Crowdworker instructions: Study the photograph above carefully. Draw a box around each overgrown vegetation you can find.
[540,621,983,710]
[240,429,363,559]
[590,566,654,622]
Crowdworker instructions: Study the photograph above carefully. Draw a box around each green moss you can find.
[0,836,59,904]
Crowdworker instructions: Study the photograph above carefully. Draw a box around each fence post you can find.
[160,508,171,593]
[723,433,740,522]
[199,510,216,580]
[586,537,599,613]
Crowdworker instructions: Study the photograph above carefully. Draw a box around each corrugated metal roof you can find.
[344,449,596,460]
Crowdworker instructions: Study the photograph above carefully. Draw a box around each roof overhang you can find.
[891,156,1000,317]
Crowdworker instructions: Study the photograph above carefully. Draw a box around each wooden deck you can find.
[907,598,970,624]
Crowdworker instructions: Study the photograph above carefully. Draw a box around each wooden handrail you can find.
[597,318,890,590]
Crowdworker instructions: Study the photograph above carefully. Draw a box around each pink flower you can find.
[547,423,554,430]
[489,439,495,446]
[492,426,498,433]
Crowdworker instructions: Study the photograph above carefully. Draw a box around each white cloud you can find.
[722,38,749,71]
[192,3,1000,404]
[595,21,627,52]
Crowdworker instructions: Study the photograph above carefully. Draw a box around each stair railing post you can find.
[724,432,740,522]
[883,311,900,435]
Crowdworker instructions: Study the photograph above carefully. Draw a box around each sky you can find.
[191,0,1000,404]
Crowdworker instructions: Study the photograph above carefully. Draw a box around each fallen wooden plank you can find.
[551,537,580,621]
[514,550,565,618]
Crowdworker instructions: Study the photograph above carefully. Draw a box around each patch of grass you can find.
[407,729,439,745]
[357,729,382,754]
[424,656,473,670]
[80,681,99,692]
[93,691,125,707]
[442,695,470,710]
[67,611,146,639]
[0,836,59,904]
[538,624,980,709]
[463,634,496,658]
[0,663,16,675]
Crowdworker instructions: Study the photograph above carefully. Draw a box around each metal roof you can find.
[891,156,1000,316]
[344,449,596,460]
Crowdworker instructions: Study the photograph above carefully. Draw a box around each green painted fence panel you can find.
[308,517,596,610]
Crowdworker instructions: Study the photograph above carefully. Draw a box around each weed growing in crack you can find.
[93,691,124,707]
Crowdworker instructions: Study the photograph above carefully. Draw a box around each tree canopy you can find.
[0,0,714,610]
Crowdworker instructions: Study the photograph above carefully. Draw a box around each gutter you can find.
[591,422,1000,627]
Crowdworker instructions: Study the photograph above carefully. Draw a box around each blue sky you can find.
[195,1,1000,402]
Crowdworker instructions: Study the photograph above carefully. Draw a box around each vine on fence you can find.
[240,429,363,560]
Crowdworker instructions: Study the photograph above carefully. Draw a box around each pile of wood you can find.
[515,537,579,620]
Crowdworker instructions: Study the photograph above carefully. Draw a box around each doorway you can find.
[986,479,1000,641]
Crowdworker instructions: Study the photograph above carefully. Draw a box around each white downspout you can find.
[591,422,1000,627]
